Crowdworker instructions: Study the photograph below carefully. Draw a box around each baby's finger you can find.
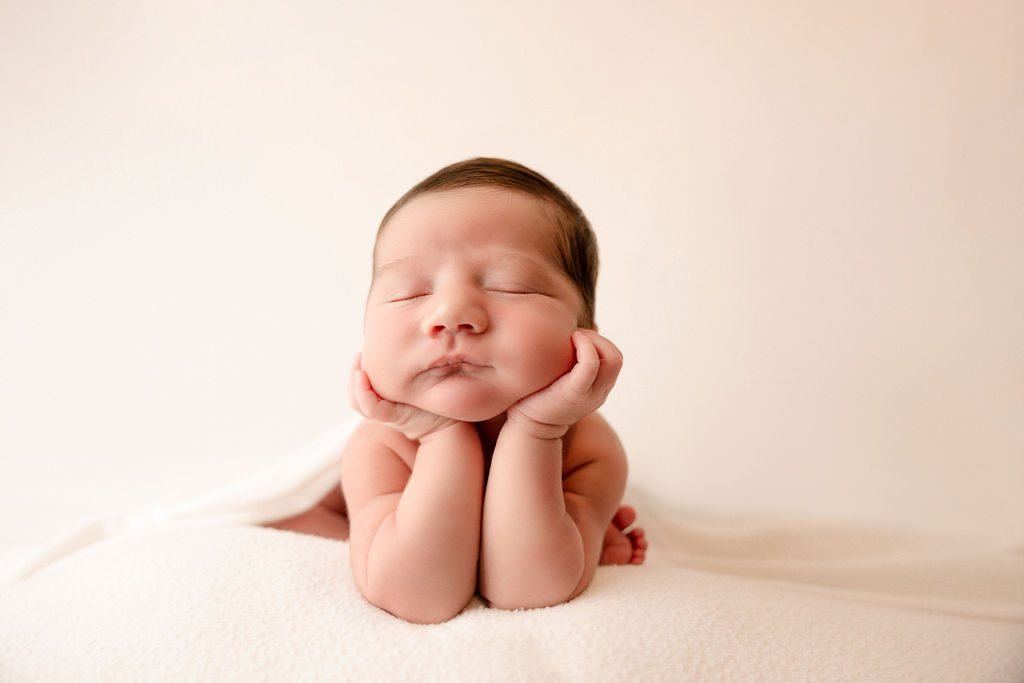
[586,331,624,390]
[350,368,375,416]
[348,354,364,408]
[352,368,397,423]
[582,329,623,364]
[566,331,601,395]
[348,357,362,410]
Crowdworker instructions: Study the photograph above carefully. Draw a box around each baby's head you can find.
[374,157,598,329]
[362,158,600,421]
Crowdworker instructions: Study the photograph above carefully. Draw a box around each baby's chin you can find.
[403,383,524,423]
[413,396,512,424]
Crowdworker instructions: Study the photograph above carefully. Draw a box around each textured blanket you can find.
[2,418,1023,681]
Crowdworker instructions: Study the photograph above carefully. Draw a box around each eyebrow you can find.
[487,250,559,275]
[373,250,559,279]
[372,255,417,278]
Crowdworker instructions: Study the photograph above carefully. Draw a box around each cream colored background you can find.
[2,1,1021,548]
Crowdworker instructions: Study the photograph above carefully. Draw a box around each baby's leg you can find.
[265,485,349,540]
[598,505,647,566]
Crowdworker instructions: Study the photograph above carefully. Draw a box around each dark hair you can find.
[377,157,598,328]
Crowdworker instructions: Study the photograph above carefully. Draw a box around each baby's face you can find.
[362,187,583,422]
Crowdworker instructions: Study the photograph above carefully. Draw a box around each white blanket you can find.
[2,418,1023,681]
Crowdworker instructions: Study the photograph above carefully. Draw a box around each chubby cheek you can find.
[515,326,578,395]
[360,315,413,403]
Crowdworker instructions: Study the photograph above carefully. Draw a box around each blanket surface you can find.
[2,419,1023,681]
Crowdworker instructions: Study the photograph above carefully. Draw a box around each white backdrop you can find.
[2,1,1022,548]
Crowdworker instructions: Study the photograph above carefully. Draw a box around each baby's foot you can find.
[598,505,647,566]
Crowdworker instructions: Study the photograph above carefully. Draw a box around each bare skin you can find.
[343,333,641,622]
[265,485,349,540]
[270,186,646,623]
[266,473,647,566]
[600,505,647,566]
[266,344,647,622]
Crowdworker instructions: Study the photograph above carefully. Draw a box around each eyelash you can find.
[388,288,534,303]
[487,287,535,295]
[388,292,430,303]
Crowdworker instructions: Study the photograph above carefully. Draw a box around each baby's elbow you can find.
[482,575,582,613]
[363,585,472,625]
[482,548,589,611]
[484,588,574,612]
[398,598,469,625]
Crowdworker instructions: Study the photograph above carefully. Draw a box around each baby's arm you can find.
[478,329,626,610]
[343,362,484,624]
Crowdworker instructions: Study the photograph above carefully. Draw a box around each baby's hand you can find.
[506,329,623,439]
[349,353,459,442]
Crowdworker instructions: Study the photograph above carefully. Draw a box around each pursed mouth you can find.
[428,355,484,370]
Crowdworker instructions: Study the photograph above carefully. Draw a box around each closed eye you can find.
[387,292,431,303]
[487,287,538,295]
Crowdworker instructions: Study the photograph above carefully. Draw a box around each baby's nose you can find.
[422,290,488,336]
